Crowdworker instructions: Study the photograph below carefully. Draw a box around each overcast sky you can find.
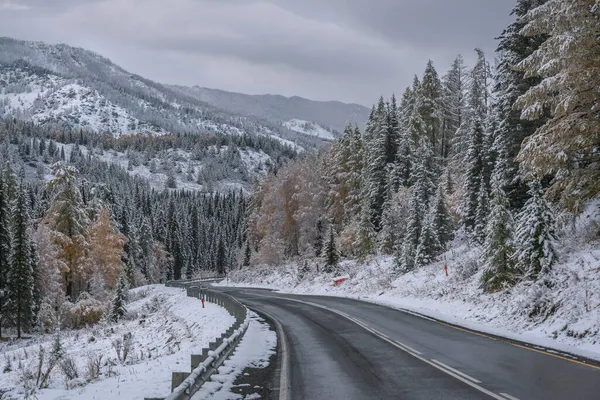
[0,0,515,106]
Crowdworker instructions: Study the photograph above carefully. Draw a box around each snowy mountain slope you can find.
[168,85,370,134]
[0,37,312,147]
[46,141,273,193]
[283,119,335,140]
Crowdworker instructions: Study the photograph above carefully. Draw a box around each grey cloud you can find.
[0,0,516,104]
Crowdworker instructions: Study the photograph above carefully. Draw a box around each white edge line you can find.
[500,393,520,400]
[272,296,505,400]
[431,359,481,383]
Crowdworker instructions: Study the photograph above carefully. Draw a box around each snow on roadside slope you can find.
[192,312,277,400]
[221,205,600,362]
[0,285,235,400]
[283,119,335,140]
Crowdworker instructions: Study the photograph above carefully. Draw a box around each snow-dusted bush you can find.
[85,352,103,381]
[70,293,106,329]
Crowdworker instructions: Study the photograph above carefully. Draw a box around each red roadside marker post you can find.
[444,265,448,276]
[201,295,205,308]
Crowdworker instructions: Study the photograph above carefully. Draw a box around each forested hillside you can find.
[245,0,600,289]
[0,118,284,337]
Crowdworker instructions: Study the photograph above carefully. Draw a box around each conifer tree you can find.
[415,206,442,267]
[0,175,11,338]
[243,240,251,267]
[396,88,415,187]
[515,181,558,280]
[515,0,600,209]
[493,0,548,210]
[353,197,376,259]
[462,118,486,232]
[7,185,35,338]
[481,167,516,292]
[420,60,444,156]
[324,225,339,272]
[431,183,454,249]
[378,174,397,255]
[474,174,490,244]
[442,55,467,159]
[43,163,90,299]
[111,273,129,322]
[313,219,324,257]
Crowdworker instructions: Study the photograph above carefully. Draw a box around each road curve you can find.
[211,286,600,400]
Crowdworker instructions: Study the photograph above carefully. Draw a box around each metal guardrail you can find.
[165,274,225,287]
[145,283,249,400]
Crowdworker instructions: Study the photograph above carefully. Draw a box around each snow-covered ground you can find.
[0,285,235,400]
[46,142,267,193]
[221,204,600,362]
[283,119,334,141]
[192,312,277,400]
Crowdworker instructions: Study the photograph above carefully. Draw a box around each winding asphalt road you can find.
[211,286,600,400]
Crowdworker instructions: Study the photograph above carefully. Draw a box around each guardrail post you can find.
[171,372,190,392]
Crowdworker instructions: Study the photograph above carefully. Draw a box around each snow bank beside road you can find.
[0,285,234,400]
[221,226,600,362]
[192,311,277,400]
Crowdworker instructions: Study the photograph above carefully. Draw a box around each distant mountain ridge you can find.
[0,37,369,147]
[169,85,370,134]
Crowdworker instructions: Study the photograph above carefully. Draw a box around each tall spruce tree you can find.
[462,118,486,232]
[313,219,324,257]
[420,60,444,157]
[493,0,549,210]
[431,183,454,249]
[415,206,442,268]
[515,181,558,280]
[0,175,11,338]
[442,55,467,160]
[515,0,600,209]
[111,273,129,322]
[481,166,516,292]
[8,185,35,338]
[324,225,339,272]
[474,173,490,244]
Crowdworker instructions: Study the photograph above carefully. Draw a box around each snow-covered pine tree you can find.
[431,182,454,249]
[515,0,600,209]
[442,55,467,160]
[468,49,492,125]
[461,118,486,232]
[474,173,490,244]
[396,87,416,187]
[111,273,129,322]
[313,219,324,257]
[515,180,558,281]
[385,95,400,167]
[399,137,437,271]
[243,239,251,267]
[420,60,444,157]
[415,204,442,268]
[481,166,516,292]
[0,175,11,338]
[398,191,419,273]
[324,225,339,272]
[345,125,365,219]
[353,196,376,260]
[43,163,90,299]
[363,98,389,230]
[7,185,35,338]
[378,171,397,255]
[493,0,549,210]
